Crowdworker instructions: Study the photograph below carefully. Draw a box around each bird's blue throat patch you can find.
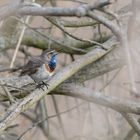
[48,54,57,71]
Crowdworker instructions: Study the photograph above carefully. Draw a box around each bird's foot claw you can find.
[42,81,49,89]
[36,83,44,90]
[36,81,49,90]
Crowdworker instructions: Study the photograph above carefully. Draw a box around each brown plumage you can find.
[20,57,46,76]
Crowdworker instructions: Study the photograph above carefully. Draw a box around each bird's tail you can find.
[10,66,24,72]
[0,66,24,73]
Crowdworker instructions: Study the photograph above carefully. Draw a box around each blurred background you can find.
[0,0,140,140]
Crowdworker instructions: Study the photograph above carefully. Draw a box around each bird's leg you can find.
[30,76,49,90]
[36,82,45,90]
[36,81,49,90]
[42,81,49,89]
[29,76,44,90]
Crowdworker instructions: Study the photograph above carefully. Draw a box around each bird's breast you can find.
[31,64,53,82]
[45,63,53,73]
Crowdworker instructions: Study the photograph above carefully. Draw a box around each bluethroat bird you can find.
[19,50,57,89]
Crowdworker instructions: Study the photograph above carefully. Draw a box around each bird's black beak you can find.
[47,50,55,54]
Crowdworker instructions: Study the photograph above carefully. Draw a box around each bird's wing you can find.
[20,57,44,76]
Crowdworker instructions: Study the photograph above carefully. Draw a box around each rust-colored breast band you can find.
[45,64,53,73]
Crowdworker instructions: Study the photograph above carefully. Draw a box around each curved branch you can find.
[55,84,140,136]
[87,11,122,42]
[121,113,140,136]
[55,84,140,115]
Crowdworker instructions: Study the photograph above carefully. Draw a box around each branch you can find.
[17,1,122,41]
[121,113,140,136]
[71,37,124,82]
[55,84,140,115]
[0,37,124,99]
[0,3,131,54]
[55,84,140,136]
[18,1,110,17]
[61,18,98,28]
[0,0,108,21]
[87,11,122,42]
[0,40,113,132]
[22,29,91,54]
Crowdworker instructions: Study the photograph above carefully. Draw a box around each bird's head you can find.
[48,53,57,71]
[41,49,55,62]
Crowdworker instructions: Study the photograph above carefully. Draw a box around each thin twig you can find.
[38,98,49,137]
[17,101,85,140]
[46,17,108,50]
[10,0,36,68]
[0,80,15,104]
[51,95,67,139]
[100,68,122,91]
[0,83,30,92]
[10,16,30,68]
[13,16,87,54]
[87,11,122,41]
